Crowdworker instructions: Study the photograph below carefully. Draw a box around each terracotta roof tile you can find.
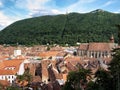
[79,44,88,50]
[0,59,24,74]
[65,56,85,65]
[0,80,10,86]
[79,42,114,52]
[41,60,50,78]
[39,51,59,58]
[32,76,42,82]
[0,62,4,69]
[65,56,81,61]
[0,70,16,75]
[66,62,78,71]
[88,43,111,51]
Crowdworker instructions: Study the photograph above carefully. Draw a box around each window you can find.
[12,80,14,83]
[8,76,10,79]
[95,52,97,58]
[92,52,94,57]
[98,51,101,57]
[102,52,104,57]
[80,51,82,56]
[89,51,91,57]
[105,51,108,57]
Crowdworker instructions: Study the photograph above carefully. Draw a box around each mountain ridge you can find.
[0,9,120,45]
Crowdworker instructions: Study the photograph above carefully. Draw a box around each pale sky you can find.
[0,0,120,30]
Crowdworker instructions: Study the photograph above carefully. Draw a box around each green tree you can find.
[16,67,33,84]
[62,81,74,90]
[86,81,98,90]
[63,68,92,90]
[109,48,120,90]
[7,86,22,90]
[116,24,120,45]
[0,10,119,45]
[94,69,113,90]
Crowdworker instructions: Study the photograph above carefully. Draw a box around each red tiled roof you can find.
[66,62,78,71]
[0,59,24,75]
[65,56,85,65]
[0,69,16,75]
[79,42,113,51]
[39,51,59,58]
[65,56,81,61]
[0,80,10,86]
[88,43,111,51]
[0,62,4,69]
[0,59,23,71]
[79,44,88,50]
[32,76,42,82]
[41,60,50,77]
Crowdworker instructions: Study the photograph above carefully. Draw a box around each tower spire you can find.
[110,34,114,43]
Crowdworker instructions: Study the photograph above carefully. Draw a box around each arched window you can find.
[95,52,97,58]
[92,51,94,58]
[99,51,101,58]
[105,51,108,57]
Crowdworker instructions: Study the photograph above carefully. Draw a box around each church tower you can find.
[110,34,114,43]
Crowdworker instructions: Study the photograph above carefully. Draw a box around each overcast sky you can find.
[0,0,120,30]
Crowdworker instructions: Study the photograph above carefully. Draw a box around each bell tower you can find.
[110,34,114,43]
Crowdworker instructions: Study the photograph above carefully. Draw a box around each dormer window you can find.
[4,67,15,70]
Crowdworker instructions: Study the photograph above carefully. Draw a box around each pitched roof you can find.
[88,43,111,51]
[65,56,85,65]
[79,44,88,50]
[39,51,59,58]
[0,59,24,75]
[0,70,16,75]
[32,76,42,82]
[41,60,50,78]
[0,59,23,70]
[79,42,114,51]
[65,62,78,71]
[0,80,10,86]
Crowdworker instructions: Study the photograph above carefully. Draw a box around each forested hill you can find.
[0,9,120,45]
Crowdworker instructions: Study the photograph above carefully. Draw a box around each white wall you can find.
[17,62,25,75]
[0,75,16,83]
[14,50,21,56]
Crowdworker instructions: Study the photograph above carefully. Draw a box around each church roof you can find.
[88,43,111,51]
[79,42,114,51]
